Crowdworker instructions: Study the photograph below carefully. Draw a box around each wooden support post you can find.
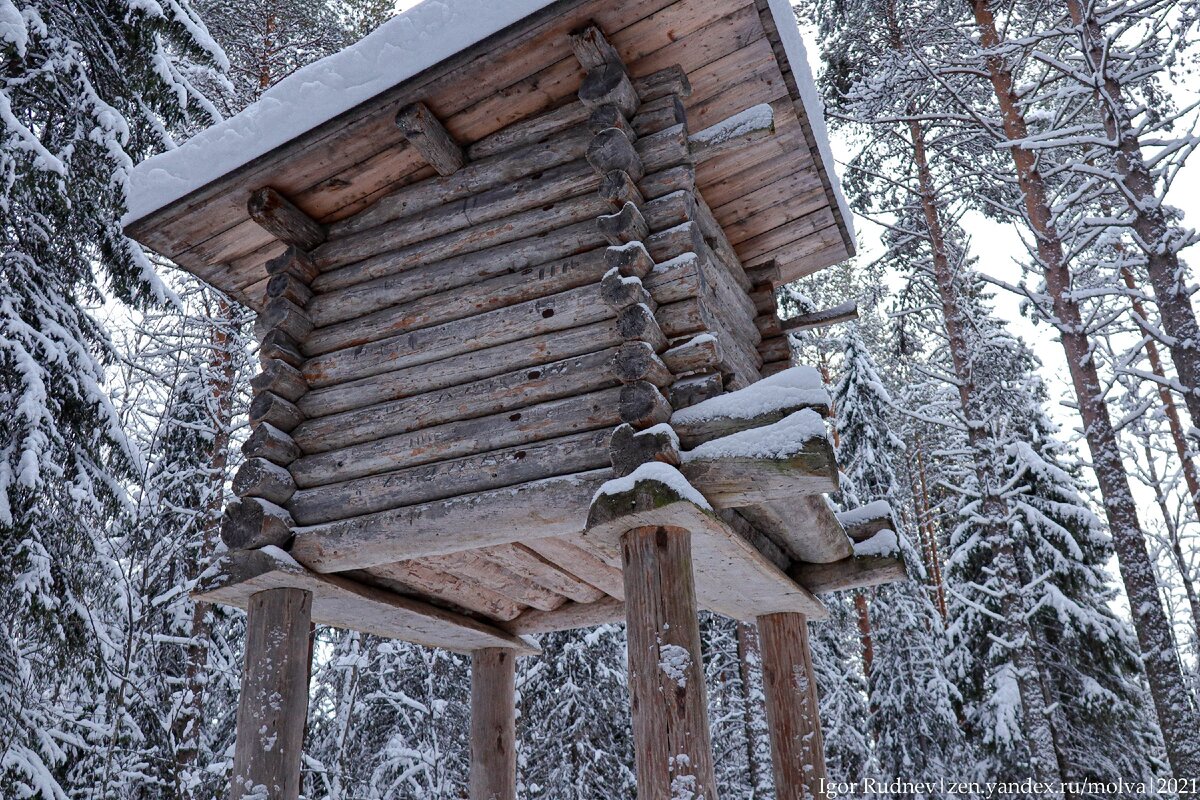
[756,612,828,800]
[470,648,517,800]
[230,588,312,800]
[622,525,719,800]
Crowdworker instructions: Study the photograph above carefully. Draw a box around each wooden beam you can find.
[395,102,465,176]
[738,497,853,564]
[757,612,829,800]
[247,187,326,250]
[569,23,623,69]
[470,649,518,800]
[502,595,625,634]
[790,554,907,594]
[780,300,859,333]
[195,547,537,654]
[230,587,311,800]
[836,500,898,542]
[688,103,776,165]
[622,526,719,800]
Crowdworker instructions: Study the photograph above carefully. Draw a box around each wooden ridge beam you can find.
[195,547,537,654]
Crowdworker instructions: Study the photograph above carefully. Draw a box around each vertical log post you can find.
[756,612,828,800]
[622,525,719,800]
[469,648,518,800]
[230,588,313,800]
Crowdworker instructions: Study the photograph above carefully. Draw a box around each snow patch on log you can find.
[682,409,829,460]
[594,461,711,510]
[689,103,774,147]
[672,367,829,425]
[835,500,892,530]
[853,529,899,558]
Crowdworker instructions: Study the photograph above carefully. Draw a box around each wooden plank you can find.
[780,300,859,333]
[195,547,535,652]
[247,187,327,249]
[299,318,624,419]
[294,347,622,455]
[523,537,627,600]
[725,191,832,247]
[501,595,625,634]
[480,543,607,604]
[421,551,566,612]
[361,560,526,621]
[757,612,828,798]
[712,167,823,231]
[303,284,615,388]
[288,429,612,525]
[737,209,838,265]
[308,219,606,329]
[627,3,762,79]
[790,555,907,594]
[621,525,720,800]
[470,650,518,800]
[230,587,310,800]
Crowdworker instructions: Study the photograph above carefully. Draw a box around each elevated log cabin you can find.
[123,0,906,797]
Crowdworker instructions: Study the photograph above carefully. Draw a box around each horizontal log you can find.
[587,127,643,181]
[365,560,526,621]
[632,66,692,101]
[612,341,672,385]
[314,193,609,289]
[632,94,686,137]
[609,422,682,477]
[221,497,294,551]
[309,219,606,328]
[635,124,691,174]
[604,241,654,279]
[670,368,832,448]
[523,536,626,600]
[588,104,637,143]
[395,102,464,177]
[233,457,297,505]
[289,470,610,572]
[265,246,319,284]
[303,284,615,388]
[299,318,624,418]
[638,164,695,201]
[736,495,852,565]
[599,169,644,209]
[250,359,307,403]
[248,391,304,433]
[248,187,326,250]
[598,201,649,246]
[316,158,597,268]
[502,596,625,634]
[341,125,590,237]
[836,501,897,543]
[662,334,723,376]
[259,330,303,368]
[195,548,535,654]
[466,103,590,161]
[758,335,792,363]
[789,556,907,594]
[420,550,565,612]
[243,422,300,465]
[578,63,639,116]
[291,387,624,489]
[480,543,607,605]
[780,301,860,333]
[288,429,612,526]
[306,247,608,355]
[619,381,673,429]
[294,346,623,454]
[688,104,776,165]
[669,372,723,410]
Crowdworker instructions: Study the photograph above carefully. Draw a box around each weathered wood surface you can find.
[248,187,326,249]
[196,547,535,653]
[780,299,859,333]
[230,587,311,800]
[587,127,644,181]
[260,330,304,368]
[757,612,829,799]
[221,497,294,551]
[616,304,668,351]
[737,497,853,564]
[248,391,304,433]
[362,560,526,621]
[612,341,673,385]
[303,284,615,387]
[621,526,719,800]
[470,649,518,800]
[669,371,723,409]
[619,381,673,429]
[589,105,638,142]
[635,123,691,174]
[578,63,640,115]
[299,318,625,418]
[599,169,645,209]
[251,359,307,403]
[313,192,609,288]
[569,24,625,70]
[632,65,692,101]
[288,429,612,525]
[598,201,649,245]
[523,536,627,600]
[501,595,625,634]
[790,555,907,595]
[309,219,606,327]
[632,94,685,137]
[288,470,610,573]
[609,422,682,477]
[466,102,590,161]
[481,543,607,605]
[294,348,623,455]
[242,422,301,465]
[233,457,297,505]
[396,102,465,176]
[679,439,838,508]
[291,387,624,488]
[266,245,320,283]
[421,550,565,612]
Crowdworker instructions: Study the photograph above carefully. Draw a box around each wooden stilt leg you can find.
[230,587,313,800]
[622,525,719,800]
[470,648,517,800]
[757,612,828,800]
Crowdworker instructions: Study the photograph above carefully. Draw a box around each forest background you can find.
[2,0,1199,796]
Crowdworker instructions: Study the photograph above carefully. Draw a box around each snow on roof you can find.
[123,0,853,237]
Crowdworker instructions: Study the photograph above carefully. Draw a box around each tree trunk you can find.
[971,0,1200,772]
[1066,0,1200,434]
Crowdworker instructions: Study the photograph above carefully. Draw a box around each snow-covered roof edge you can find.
[764,0,856,244]
[123,0,856,237]
[122,0,562,226]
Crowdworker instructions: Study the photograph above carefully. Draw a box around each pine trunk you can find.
[972,0,1200,772]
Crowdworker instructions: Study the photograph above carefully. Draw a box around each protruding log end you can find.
[265,246,320,284]
[233,457,298,505]
[604,241,654,279]
[612,341,673,386]
[587,127,644,181]
[249,391,304,433]
[260,329,304,369]
[609,422,682,477]
[616,304,667,352]
[632,65,693,102]
[250,358,308,403]
[619,381,673,429]
[598,201,649,246]
[669,372,723,410]
[248,187,327,250]
[396,101,465,176]
[220,496,295,551]
[578,62,640,116]
[600,270,654,311]
[242,422,301,466]
[599,169,645,210]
